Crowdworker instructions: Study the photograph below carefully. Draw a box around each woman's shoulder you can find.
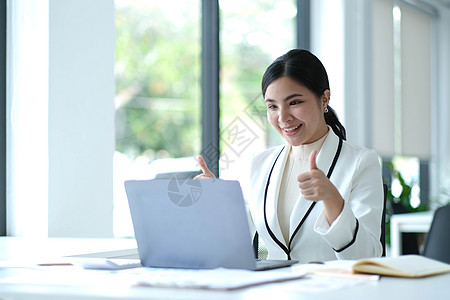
[342,139,378,157]
[339,139,381,171]
[324,128,378,160]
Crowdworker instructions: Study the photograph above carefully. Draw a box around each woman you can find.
[196,49,383,263]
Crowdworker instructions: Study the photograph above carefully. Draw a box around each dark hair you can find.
[261,49,346,141]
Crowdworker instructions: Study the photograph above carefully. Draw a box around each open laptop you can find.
[124,177,297,271]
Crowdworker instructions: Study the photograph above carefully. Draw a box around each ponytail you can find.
[325,105,346,141]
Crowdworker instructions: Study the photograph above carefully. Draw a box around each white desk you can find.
[0,237,449,300]
[0,236,139,259]
[390,211,433,257]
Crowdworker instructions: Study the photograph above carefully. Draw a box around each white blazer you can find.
[244,129,384,263]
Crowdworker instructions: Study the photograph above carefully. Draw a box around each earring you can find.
[324,107,329,113]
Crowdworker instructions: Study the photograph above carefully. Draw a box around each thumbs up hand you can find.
[194,155,216,180]
[298,150,326,201]
[298,150,344,224]
[309,150,319,171]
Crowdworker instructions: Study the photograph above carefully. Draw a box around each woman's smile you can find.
[282,124,302,136]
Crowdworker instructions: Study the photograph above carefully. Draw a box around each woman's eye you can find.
[267,104,277,110]
[290,100,302,105]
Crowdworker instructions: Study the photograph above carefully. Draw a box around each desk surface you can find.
[0,236,139,259]
[0,237,449,300]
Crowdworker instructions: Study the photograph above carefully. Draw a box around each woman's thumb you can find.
[309,150,318,170]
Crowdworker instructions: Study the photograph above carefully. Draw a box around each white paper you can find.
[134,267,308,290]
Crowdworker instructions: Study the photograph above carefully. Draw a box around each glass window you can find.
[219,0,297,180]
[114,0,201,237]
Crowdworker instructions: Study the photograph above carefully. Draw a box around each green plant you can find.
[384,161,428,213]
[383,160,429,247]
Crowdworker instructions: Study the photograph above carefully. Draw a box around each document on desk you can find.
[0,256,306,290]
[292,260,380,281]
[132,267,308,290]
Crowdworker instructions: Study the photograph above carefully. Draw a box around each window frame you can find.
[1,0,7,236]
[201,0,220,177]
[203,0,310,177]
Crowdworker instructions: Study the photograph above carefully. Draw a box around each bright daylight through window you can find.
[113,0,296,237]
[114,0,201,237]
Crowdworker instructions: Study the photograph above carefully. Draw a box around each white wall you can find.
[48,0,115,237]
[343,0,373,146]
[7,0,115,237]
[310,0,345,127]
[7,0,49,237]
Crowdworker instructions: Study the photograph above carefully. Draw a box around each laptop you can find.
[124,177,297,271]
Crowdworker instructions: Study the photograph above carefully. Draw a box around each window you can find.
[114,0,299,237]
[114,0,201,162]
[4,0,306,238]
[219,0,296,181]
[114,0,202,236]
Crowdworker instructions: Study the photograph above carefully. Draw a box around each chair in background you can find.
[155,170,202,179]
[149,156,202,180]
[422,205,450,264]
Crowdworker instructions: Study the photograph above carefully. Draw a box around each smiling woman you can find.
[196,49,384,263]
[264,77,329,146]
[244,49,384,263]
[262,49,346,144]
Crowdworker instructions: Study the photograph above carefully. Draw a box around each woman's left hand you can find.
[297,150,344,224]
[193,155,216,180]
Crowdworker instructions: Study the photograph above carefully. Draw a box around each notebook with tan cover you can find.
[352,255,450,278]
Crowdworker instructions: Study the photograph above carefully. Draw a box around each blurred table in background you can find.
[390,211,433,257]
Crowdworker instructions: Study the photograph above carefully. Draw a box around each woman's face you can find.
[265,76,329,146]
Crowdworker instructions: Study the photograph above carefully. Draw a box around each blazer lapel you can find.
[315,129,340,178]
[265,144,290,247]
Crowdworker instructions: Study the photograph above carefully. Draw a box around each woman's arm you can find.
[312,149,384,259]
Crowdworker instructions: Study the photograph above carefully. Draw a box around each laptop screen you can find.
[125,178,256,270]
